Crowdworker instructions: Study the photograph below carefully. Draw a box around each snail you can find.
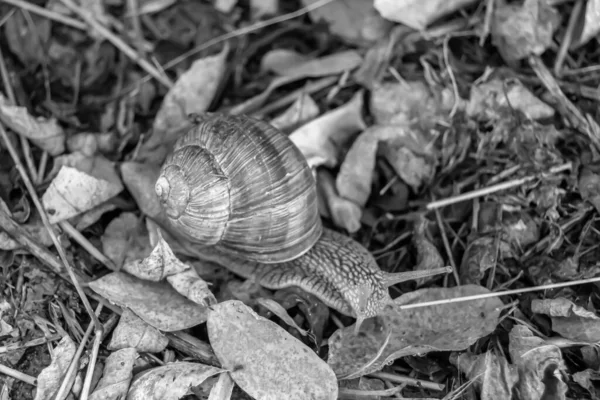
[155,113,451,331]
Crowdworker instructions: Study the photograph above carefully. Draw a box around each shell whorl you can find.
[156,113,323,263]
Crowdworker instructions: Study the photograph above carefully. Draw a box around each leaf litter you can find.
[3,0,600,399]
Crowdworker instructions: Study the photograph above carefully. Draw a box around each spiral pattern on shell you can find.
[155,113,323,263]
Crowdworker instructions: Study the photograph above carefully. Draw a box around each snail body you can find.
[155,113,322,263]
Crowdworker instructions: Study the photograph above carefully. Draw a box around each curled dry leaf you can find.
[335,125,433,207]
[34,336,77,400]
[260,49,311,75]
[459,236,513,285]
[412,216,445,287]
[139,44,230,164]
[374,0,478,30]
[207,300,338,400]
[232,50,363,115]
[3,10,51,66]
[127,362,224,400]
[88,271,208,331]
[88,348,138,400]
[302,0,393,46]
[327,285,503,378]
[290,90,366,168]
[531,298,600,343]
[572,0,600,47]
[257,297,309,337]
[491,0,561,63]
[466,77,555,121]
[0,94,65,155]
[317,168,362,233]
[270,92,320,132]
[41,165,124,224]
[107,309,168,353]
[508,324,547,361]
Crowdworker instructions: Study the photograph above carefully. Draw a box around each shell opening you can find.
[155,166,191,219]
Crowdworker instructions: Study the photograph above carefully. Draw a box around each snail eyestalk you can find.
[155,166,191,219]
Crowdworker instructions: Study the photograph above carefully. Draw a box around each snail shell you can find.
[155,113,323,263]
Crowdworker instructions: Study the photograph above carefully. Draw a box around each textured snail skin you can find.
[192,227,391,321]
[156,113,323,264]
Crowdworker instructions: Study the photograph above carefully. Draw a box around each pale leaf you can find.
[88,348,138,400]
[374,0,479,30]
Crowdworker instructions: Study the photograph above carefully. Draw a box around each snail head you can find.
[155,164,191,219]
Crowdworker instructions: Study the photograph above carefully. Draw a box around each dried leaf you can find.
[88,271,208,331]
[317,168,362,233]
[290,90,366,168]
[412,216,444,287]
[0,94,65,155]
[270,93,320,132]
[453,351,518,400]
[3,10,51,66]
[207,300,338,400]
[127,362,224,400]
[374,0,478,30]
[466,77,555,121]
[572,0,600,47]
[107,309,168,353]
[302,0,392,45]
[166,268,217,307]
[260,49,311,75]
[532,298,600,343]
[491,0,561,63]
[34,336,77,400]
[140,44,230,164]
[88,348,138,400]
[41,165,123,224]
[208,372,235,400]
[101,213,152,269]
[327,285,503,378]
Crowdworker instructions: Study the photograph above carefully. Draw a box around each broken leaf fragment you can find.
[0,93,65,155]
[107,309,168,353]
[207,300,338,400]
[88,348,138,400]
[327,285,503,378]
[127,362,224,400]
[41,165,123,224]
[34,336,77,400]
[374,0,479,30]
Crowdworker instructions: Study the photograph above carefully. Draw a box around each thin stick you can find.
[59,221,117,270]
[426,162,572,210]
[0,363,36,386]
[58,0,172,88]
[368,371,444,391]
[395,275,600,311]
[0,0,86,30]
[80,323,104,400]
[554,0,584,76]
[0,122,101,330]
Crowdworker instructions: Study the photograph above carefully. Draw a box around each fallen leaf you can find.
[374,0,478,30]
[166,268,217,307]
[327,285,503,378]
[412,216,445,287]
[453,351,518,400]
[101,212,152,269]
[302,0,393,46]
[466,76,555,121]
[41,165,124,224]
[139,43,230,164]
[208,372,235,400]
[250,0,279,18]
[88,348,138,400]
[491,0,561,63]
[88,271,208,331]
[257,297,309,336]
[317,167,362,233]
[290,89,366,168]
[3,10,51,67]
[531,297,600,343]
[0,94,65,155]
[260,49,311,75]
[127,362,224,400]
[207,300,338,400]
[572,0,600,48]
[107,309,168,353]
[34,336,77,400]
[231,50,363,115]
[270,92,320,132]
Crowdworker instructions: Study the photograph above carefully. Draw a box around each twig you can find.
[0,364,36,386]
[369,371,444,391]
[554,0,584,76]
[59,221,117,270]
[58,0,172,88]
[426,162,572,210]
[0,0,86,30]
[395,275,600,311]
[53,303,103,400]
[0,122,101,330]
[432,206,460,285]
[80,325,104,400]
